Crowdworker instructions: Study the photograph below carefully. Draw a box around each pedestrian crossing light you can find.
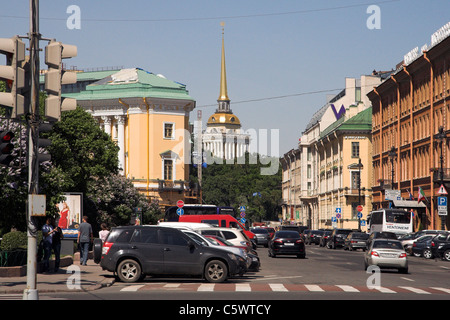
[0,36,26,118]
[44,41,77,121]
[0,130,15,166]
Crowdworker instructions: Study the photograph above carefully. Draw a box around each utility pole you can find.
[23,0,41,300]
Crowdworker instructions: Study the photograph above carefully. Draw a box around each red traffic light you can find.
[0,131,14,142]
[0,130,15,166]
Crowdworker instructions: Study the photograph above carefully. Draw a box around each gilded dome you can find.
[207,112,241,127]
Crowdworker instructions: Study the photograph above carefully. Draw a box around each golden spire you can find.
[218,21,229,101]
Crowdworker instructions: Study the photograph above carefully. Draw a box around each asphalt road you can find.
[37,243,450,303]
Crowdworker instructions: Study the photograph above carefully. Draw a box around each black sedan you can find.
[268,231,306,259]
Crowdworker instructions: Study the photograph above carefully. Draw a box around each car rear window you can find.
[107,229,133,243]
[276,231,300,239]
[372,240,403,250]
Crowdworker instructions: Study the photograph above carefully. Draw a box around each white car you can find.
[196,227,252,250]
[181,229,250,274]
[364,239,408,274]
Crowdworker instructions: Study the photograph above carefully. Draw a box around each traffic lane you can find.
[255,244,450,288]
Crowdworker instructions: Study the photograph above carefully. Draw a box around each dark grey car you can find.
[250,228,270,247]
[94,225,240,283]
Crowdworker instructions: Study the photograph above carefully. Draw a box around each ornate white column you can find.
[102,116,112,137]
[115,115,126,172]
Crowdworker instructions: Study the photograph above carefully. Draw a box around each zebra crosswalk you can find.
[119,282,450,295]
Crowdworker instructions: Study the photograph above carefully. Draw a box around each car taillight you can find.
[351,240,357,243]
[399,253,407,258]
[102,242,113,255]
[413,243,417,247]
[431,242,435,247]
[274,239,283,244]
[371,251,379,257]
[296,239,303,244]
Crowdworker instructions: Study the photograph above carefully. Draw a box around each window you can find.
[164,159,173,180]
[222,231,238,240]
[351,171,360,189]
[164,123,174,139]
[352,142,360,158]
[131,228,158,244]
[159,229,188,246]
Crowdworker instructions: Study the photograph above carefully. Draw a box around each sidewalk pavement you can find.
[0,255,115,295]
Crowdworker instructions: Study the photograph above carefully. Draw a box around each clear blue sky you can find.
[1,0,450,155]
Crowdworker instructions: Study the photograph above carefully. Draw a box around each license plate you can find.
[284,243,295,246]
[381,253,397,258]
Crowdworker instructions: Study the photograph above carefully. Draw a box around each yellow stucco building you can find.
[66,68,197,209]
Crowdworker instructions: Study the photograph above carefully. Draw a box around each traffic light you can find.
[44,40,77,121]
[0,36,26,118]
[0,130,15,166]
[37,122,53,163]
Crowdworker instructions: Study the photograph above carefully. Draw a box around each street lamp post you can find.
[435,126,447,230]
[389,147,397,190]
[388,147,397,209]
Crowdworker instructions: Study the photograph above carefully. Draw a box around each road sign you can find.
[176,208,184,216]
[240,218,246,224]
[357,212,363,219]
[240,212,246,218]
[360,220,366,226]
[438,184,448,195]
[438,196,448,216]
[239,206,246,212]
[177,200,184,208]
[336,213,341,219]
[331,217,337,222]
[335,208,341,214]
[357,205,363,212]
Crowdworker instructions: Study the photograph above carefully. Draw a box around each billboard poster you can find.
[56,193,83,239]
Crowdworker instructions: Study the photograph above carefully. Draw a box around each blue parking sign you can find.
[177,208,184,216]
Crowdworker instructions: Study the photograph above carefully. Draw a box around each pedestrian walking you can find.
[41,217,54,272]
[99,223,110,243]
[77,215,93,266]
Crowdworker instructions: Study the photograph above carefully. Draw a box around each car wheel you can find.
[205,260,228,283]
[443,249,450,261]
[423,249,433,259]
[117,259,142,283]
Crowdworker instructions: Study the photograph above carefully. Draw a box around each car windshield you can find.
[214,236,235,246]
[183,232,207,246]
[275,231,300,239]
[372,240,403,250]
[385,211,411,223]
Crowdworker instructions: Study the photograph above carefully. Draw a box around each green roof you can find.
[62,68,194,101]
[39,69,121,83]
[319,106,372,140]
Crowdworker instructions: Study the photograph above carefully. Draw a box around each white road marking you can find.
[269,283,288,292]
[120,284,145,292]
[305,284,324,292]
[399,286,431,294]
[336,285,360,292]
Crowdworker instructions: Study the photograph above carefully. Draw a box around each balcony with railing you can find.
[430,168,450,183]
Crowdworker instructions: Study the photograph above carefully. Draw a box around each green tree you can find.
[198,153,282,224]
[85,174,161,229]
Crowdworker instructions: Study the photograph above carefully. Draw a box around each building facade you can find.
[283,75,383,228]
[369,29,450,231]
[281,149,302,223]
[65,68,197,210]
